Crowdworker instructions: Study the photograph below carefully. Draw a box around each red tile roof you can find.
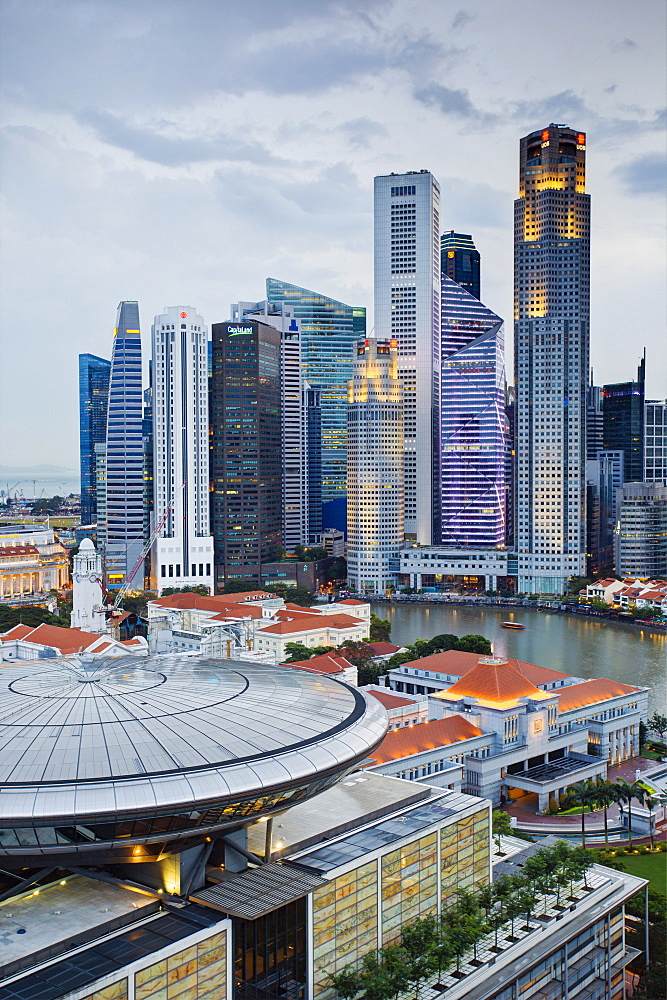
[2,623,105,654]
[0,545,39,556]
[152,593,264,617]
[283,603,322,613]
[285,653,353,675]
[0,624,35,640]
[557,678,641,713]
[218,590,274,603]
[259,612,363,635]
[338,598,367,606]
[443,659,541,702]
[367,715,485,765]
[367,642,401,656]
[401,649,570,685]
[367,690,416,710]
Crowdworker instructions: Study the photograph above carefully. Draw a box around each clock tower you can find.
[71,538,107,633]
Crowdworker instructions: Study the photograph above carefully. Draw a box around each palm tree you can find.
[593,779,617,848]
[643,791,666,849]
[565,780,599,847]
[615,778,647,850]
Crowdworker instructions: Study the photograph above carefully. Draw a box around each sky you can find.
[1,0,665,472]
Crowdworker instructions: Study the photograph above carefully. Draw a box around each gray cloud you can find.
[451,10,474,30]
[339,117,389,149]
[613,152,667,195]
[612,38,637,52]
[76,108,278,166]
[415,83,487,120]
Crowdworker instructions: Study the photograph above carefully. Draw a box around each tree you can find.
[264,584,316,606]
[328,967,362,1000]
[616,778,647,850]
[568,576,592,595]
[324,557,347,583]
[429,917,454,982]
[282,642,336,663]
[369,613,392,643]
[491,809,512,854]
[592,779,617,849]
[647,712,667,741]
[564,780,599,847]
[645,793,667,850]
[220,579,262,593]
[337,640,375,668]
[500,877,526,940]
[161,585,210,597]
[0,604,62,631]
[400,918,437,998]
[455,634,492,655]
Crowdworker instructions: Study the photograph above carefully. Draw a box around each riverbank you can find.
[365,593,666,633]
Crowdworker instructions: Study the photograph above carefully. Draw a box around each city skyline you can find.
[1,0,665,468]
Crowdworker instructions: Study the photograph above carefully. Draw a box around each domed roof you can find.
[78,537,95,550]
[0,656,388,839]
[444,656,541,702]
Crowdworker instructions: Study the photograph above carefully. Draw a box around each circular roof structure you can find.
[0,656,388,860]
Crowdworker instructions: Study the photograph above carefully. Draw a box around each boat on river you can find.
[501,621,525,630]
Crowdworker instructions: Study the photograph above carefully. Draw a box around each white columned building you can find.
[151,306,214,595]
[374,171,441,544]
[347,339,403,594]
[71,538,107,632]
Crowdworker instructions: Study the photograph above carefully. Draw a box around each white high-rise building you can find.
[347,339,403,594]
[645,399,667,483]
[151,306,214,595]
[374,171,441,543]
[514,125,590,594]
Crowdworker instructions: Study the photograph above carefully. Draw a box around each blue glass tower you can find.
[439,275,507,547]
[264,279,366,534]
[78,354,110,525]
[105,301,144,590]
[441,232,481,301]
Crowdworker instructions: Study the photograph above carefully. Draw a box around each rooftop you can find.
[366,689,416,711]
[0,623,105,654]
[442,658,544,703]
[366,715,485,765]
[557,677,642,713]
[285,652,353,675]
[399,649,571,686]
[367,641,401,656]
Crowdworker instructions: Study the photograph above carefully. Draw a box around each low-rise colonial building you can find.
[0,525,69,597]
[0,622,147,660]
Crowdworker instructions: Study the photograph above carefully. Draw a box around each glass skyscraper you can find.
[603,357,645,483]
[439,275,507,547]
[441,232,481,300]
[105,301,144,590]
[78,353,110,525]
[514,124,590,595]
[265,278,365,534]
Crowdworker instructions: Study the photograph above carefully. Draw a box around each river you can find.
[369,603,666,714]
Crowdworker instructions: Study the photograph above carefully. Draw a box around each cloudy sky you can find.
[1,0,665,472]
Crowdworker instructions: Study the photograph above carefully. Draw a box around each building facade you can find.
[264,278,366,534]
[347,338,404,594]
[374,171,441,544]
[614,481,667,577]
[586,378,604,459]
[211,318,282,587]
[70,537,107,632]
[603,357,645,483]
[514,125,590,594]
[441,231,480,300]
[152,306,214,594]
[0,524,69,596]
[105,301,145,591]
[644,398,667,482]
[440,274,507,547]
[78,353,110,525]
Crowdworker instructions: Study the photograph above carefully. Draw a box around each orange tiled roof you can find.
[367,642,401,656]
[285,653,353,675]
[219,590,274,603]
[367,690,416,710]
[258,612,363,635]
[5,623,104,653]
[283,603,322,613]
[401,649,570,685]
[338,598,367,606]
[557,678,641,713]
[367,715,485,765]
[444,659,541,701]
[210,605,264,620]
[0,624,35,640]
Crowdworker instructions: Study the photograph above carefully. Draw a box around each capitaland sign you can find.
[228,325,254,337]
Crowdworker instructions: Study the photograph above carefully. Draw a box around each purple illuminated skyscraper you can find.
[439,275,507,547]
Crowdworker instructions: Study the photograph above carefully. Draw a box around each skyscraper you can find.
[374,170,441,543]
[105,302,144,591]
[152,306,213,594]
[514,125,590,594]
[264,279,365,533]
[439,275,507,547]
[645,399,667,482]
[210,318,282,586]
[78,353,110,525]
[347,339,403,594]
[615,482,667,577]
[603,357,646,482]
[586,377,604,460]
[441,231,481,300]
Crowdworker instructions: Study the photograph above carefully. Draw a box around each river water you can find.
[369,603,666,714]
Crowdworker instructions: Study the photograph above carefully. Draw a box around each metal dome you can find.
[0,655,388,864]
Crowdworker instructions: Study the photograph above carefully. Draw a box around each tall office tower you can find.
[615,482,667,577]
[263,279,365,534]
[142,383,154,584]
[374,170,441,543]
[645,399,667,482]
[441,231,481,300]
[588,449,625,574]
[347,339,403,594]
[210,319,282,587]
[504,385,516,548]
[603,356,645,482]
[105,301,144,591]
[152,306,214,595]
[586,377,604,459]
[78,353,110,525]
[514,125,590,594]
[305,385,323,543]
[439,274,507,547]
[94,442,107,551]
[231,300,308,551]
